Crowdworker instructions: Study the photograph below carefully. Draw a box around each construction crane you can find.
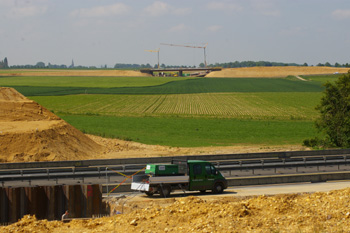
[144,48,160,69]
[160,43,208,67]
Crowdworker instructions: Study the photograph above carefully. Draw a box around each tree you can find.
[3,57,8,68]
[308,71,350,148]
[35,62,45,68]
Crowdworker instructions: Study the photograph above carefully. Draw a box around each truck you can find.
[131,160,227,197]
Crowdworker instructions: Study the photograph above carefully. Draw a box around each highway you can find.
[1,150,350,190]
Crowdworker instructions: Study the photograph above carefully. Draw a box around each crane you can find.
[144,48,160,69]
[160,43,208,68]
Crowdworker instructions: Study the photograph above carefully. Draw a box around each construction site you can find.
[2,66,350,232]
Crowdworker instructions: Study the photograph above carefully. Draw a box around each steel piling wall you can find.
[0,184,103,224]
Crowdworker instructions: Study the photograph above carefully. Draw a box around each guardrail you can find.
[2,153,350,186]
[1,149,350,170]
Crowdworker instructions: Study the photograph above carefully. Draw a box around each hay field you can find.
[206,66,350,77]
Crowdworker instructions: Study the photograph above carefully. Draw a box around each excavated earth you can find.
[3,188,350,232]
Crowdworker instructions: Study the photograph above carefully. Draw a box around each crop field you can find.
[31,92,321,120]
[0,72,338,147]
[2,77,324,96]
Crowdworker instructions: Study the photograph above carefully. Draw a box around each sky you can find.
[0,0,350,68]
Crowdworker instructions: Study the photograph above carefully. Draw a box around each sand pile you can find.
[0,87,103,162]
[3,188,350,232]
[206,66,350,78]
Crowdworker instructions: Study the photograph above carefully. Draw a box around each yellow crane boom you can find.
[144,48,160,69]
[160,43,208,67]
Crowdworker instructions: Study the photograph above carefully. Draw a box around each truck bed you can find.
[131,174,189,191]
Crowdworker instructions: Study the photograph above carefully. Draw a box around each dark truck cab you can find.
[131,160,227,197]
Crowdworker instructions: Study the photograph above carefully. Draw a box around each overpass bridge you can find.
[140,67,222,76]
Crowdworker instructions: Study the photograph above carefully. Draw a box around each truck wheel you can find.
[212,183,224,194]
[145,191,154,197]
[159,185,171,198]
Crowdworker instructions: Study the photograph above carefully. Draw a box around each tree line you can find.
[1,57,350,69]
[201,61,350,68]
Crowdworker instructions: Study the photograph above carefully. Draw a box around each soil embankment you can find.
[0,87,102,162]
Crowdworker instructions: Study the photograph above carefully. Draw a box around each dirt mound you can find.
[206,66,350,78]
[3,188,350,232]
[0,69,149,77]
[0,87,102,162]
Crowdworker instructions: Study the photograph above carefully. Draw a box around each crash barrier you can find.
[102,171,350,193]
[1,149,350,170]
[0,184,106,224]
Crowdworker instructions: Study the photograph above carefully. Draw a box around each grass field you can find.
[1,73,337,147]
[59,114,316,147]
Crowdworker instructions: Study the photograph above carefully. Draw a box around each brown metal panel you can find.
[56,185,66,220]
[74,185,83,218]
[0,187,9,223]
[85,185,93,217]
[92,185,102,216]
[19,187,28,218]
[8,188,21,223]
[45,186,56,220]
[68,185,75,218]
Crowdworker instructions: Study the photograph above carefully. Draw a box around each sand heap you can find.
[0,87,102,162]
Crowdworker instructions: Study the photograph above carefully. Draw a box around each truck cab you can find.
[187,160,227,193]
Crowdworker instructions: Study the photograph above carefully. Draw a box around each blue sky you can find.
[1,0,350,67]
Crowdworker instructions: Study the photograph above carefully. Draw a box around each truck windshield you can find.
[205,164,217,175]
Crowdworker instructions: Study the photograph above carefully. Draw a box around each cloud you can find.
[144,1,191,17]
[168,24,189,32]
[279,27,304,36]
[7,5,47,18]
[206,2,243,11]
[206,25,223,32]
[332,9,350,20]
[250,0,280,17]
[71,3,130,18]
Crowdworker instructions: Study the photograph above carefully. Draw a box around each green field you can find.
[31,92,321,120]
[0,74,335,147]
[59,115,315,147]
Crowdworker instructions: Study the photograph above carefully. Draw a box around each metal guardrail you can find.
[1,149,350,170]
[1,153,350,184]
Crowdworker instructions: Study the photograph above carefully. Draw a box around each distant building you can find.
[69,59,74,68]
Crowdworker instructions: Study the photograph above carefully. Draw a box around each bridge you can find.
[140,67,222,76]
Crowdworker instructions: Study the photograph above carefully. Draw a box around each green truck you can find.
[131,160,227,197]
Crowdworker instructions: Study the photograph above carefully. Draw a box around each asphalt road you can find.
[105,180,350,201]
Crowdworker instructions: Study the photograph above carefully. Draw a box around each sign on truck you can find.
[131,160,227,197]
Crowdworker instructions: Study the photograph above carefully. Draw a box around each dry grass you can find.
[206,66,350,78]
